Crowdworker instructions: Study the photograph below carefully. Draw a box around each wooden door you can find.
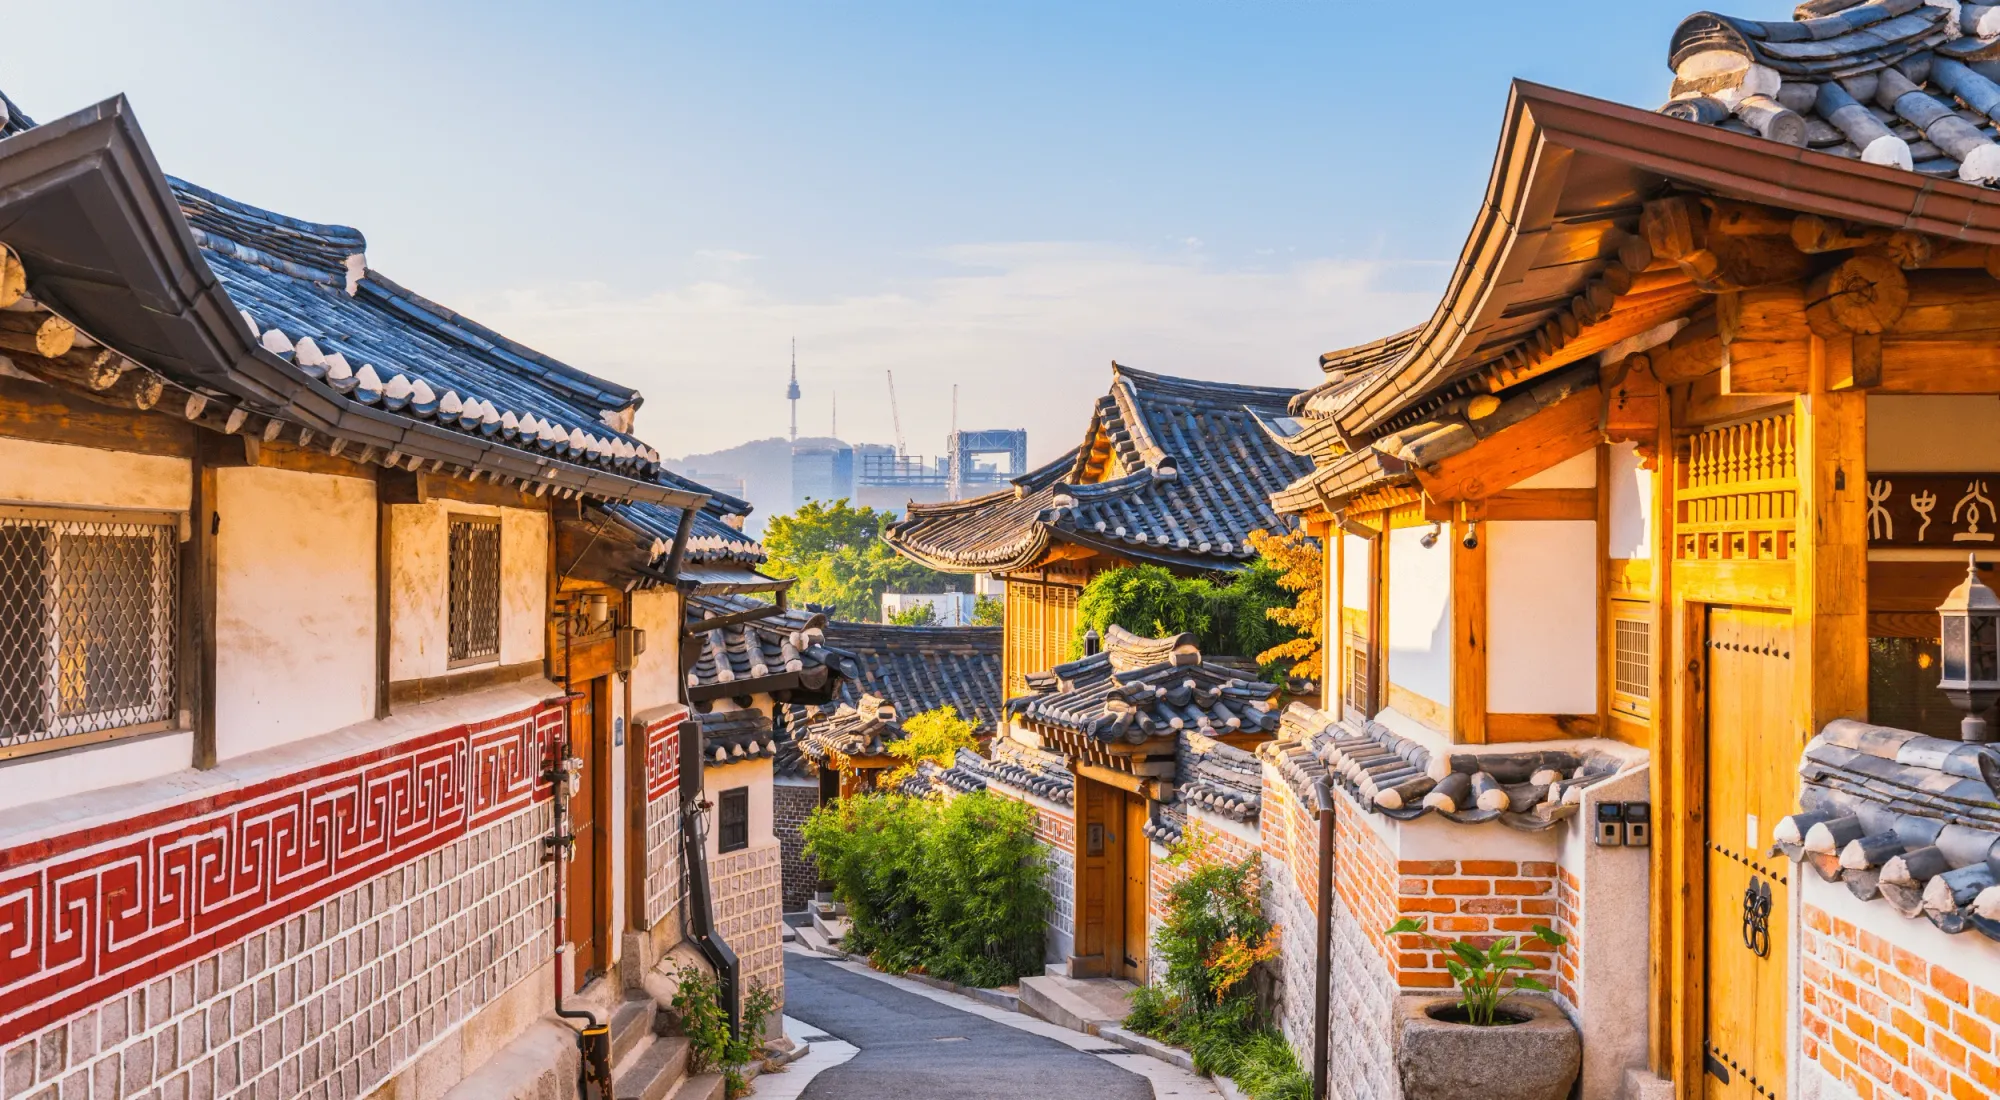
[566,678,609,986]
[1702,607,1794,1100]
[1073,776,1124,977]
[1121,793,1151,981]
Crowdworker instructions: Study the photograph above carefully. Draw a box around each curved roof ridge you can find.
[1111,361,1301,406]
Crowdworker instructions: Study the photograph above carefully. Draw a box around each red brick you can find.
[1398,876,1429,896]
[1891,1008,1927,1043]
[1459,860,1517,876]
[1933,1029,1969,1070]
[1520,861,1557,876]
[1953,1010,1993,1053]
[1859,1044,1894,1083]
[1461,898,1518,915]
[1877,1029,1909,1064]
[1519,899,1558,916]
[1435,916,1489,933]
[1951,1072,1988,1100]
[1400,898,1455,914]
[1807,906,1833,934]
[1846,1008,1878,1045]
[1432,879,1489,896]
[1494,879,1552,896]
[1402,972,1452,989]
[1399,860,1456,875]
[1936,967,1973,1007]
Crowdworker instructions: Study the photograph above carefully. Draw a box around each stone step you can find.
[613,1035,691,1100]
[609,998,659,1068]
[793,921,842,956]
[671,1071,727,1100]
[810,910,849,943]
[1016,974,1137,1036]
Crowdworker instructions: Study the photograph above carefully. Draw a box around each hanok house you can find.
[1256,3,2000,1097]
[776,620,1002,912]
[0,89,763,1100]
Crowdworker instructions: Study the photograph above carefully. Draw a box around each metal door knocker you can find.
[1741,876,1772,958]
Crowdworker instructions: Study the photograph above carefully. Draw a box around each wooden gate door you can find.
[1074,776,1125,978]
[1702,606,1794,1100]
[1121,793,1151,981]
[566,678,609,986]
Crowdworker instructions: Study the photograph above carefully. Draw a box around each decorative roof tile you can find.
[1177,731,1263,822]
[1777,719,2000,937]
[811,623,1005,731]
[683,593,860,701]
[1661,0,2000,183]
[1005,626,1281,743]
[694,707,777,766]
[887,366,1309,573]
[933,733,1076,804]
[799,694,901,766]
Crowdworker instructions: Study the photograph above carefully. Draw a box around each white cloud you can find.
[460,242,1442,463]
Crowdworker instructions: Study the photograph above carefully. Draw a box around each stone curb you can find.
[1097,1026,1196,1073]
[900,972,1022,1012]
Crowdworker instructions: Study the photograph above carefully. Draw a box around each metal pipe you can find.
[678,709,743,1038]
[1312,777,1336,1100]
[546,718,612,1096]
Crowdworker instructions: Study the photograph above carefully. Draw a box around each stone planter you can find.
[1395,994,1580,1100]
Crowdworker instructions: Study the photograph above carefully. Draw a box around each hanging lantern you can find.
[1937,555,2000,743]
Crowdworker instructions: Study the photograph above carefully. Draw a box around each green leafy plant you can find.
[1075,544,1309,681]
[1384,916,1569,1026]
[887,601,941,626]
[1077,564,1211,655]
[883,705,980,787]
[669,966,780,1098]
[971,595,1005,626]
[802,790,1049,986]
[764,498,964,621]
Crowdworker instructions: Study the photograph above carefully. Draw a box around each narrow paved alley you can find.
[775,951,1221,1100]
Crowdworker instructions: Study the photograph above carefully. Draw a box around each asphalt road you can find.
[782,954,1156,1100]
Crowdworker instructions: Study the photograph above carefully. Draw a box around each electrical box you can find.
[615,627,646,674]
[1623,801,1652,847]
[1595,802,1626,847]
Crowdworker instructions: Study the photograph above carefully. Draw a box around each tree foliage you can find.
[971,595,1005,627]
[802,791,1049,986]
[763,498,963,621]
[1074,528,1317,681]
[883,705,980,785]
[887,601,941,626]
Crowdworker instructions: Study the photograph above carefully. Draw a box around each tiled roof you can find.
[1276,705,1626,832]
[931,734,1076,805]
[694,707,777,766]
[0,90,34,139]
[1776,719,2000,937]
[683,593,860,701]
[1005,626,1281,743]
[816,623,1003,732]
[799,694,901,766]
[1663,0,2000,183]
[887,365,1309,573]
[1176,731,1263,823]
[604,495,766,573]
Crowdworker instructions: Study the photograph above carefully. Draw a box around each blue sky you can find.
[5,1,1797,468]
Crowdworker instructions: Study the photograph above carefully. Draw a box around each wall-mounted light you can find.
[1938,554,2000,743]
[1461,521,1479,551]
[1420,523,1441,549]
[586,592,611,628]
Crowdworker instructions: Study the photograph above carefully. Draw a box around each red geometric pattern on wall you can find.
[644,706,686,802]
[0,701,563,1047]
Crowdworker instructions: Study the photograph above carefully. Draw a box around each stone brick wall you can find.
[711,842,784,1026]
[772,781,821,913]
[641,710,685,929]
[1800,902,2000,1099]
[989,785,1075,954]
[2,808,553,1100]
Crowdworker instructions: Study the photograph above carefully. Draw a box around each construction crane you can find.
[885,369,907,457]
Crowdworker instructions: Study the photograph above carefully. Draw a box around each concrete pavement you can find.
[777,948,1223,1100]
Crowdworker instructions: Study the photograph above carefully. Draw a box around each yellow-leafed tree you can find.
[1245,526,1322,679]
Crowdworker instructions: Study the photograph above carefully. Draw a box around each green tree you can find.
[1074,537,1310,681]
[887,601,941,626]
[1075,564,1211,653]
[883,705,979,785]
[971,595,1004,626]
[763,498,963,621]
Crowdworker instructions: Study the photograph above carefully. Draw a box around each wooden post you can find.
[1596,444,1612,737]
[376,469,394,720]
[1372,521,1391,718]
[1797,336,1869,735]
[1452,512,1487,744]
[187,451,219,770]
[1649,386,1680,1081]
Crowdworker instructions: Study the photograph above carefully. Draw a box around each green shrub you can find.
[1076,559,1303,681]
[802,790,1050,986]
[668,967,777,1098]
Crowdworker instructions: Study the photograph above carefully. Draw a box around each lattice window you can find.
[717,786,749,853]
[1043,583,1080,666]
[1613,616,1651,718]
[0,508,178,756]
[1342,607,1372,718]
[1674,414,1797,562]
[448,516,501,666]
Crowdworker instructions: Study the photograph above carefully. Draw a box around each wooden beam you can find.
[1797,338,1870,736]
[1596,443,1612,740]
[376,470,394,720]
[380,469,552,510]
[1452,519,1487,745]
[1074,761,1164,800]
[1416,388,1602,502]
[1483,713,1600,743]
[253,437,379,481]
[189,442,221,769]
[0,374,196,457]
[388,660,543,709]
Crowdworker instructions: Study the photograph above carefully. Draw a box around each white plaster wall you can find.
[388,502,547,680]
[1866,395,2000,472]
[1509,448,1597,490]
[630,588,683,713]
[1607,441,1652,560]
[214,466,375,761]
[1386,526,1451,710]
[0,731,195,811]
[1553,765,1653,1100]
[1342,534,1370,611]
[704,756,775,862]
[1486,520,1598,715]
[0,437,191,511]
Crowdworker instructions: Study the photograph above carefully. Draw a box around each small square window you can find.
[717,787,749,853]
[448,516,501,666]
[1612,615,1651,719]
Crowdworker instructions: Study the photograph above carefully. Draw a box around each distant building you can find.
[853,427,1028,513]
[790,442,854,511]
[881,591,979,625]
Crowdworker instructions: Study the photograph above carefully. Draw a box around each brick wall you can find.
[988,787,1075,954]
[1554,863,1582,1012]
[772,781,820,913]
[1800,902,2000,1099]
[1391,858,1559,991]
[641,712,685,929]
[712,842,784,1028]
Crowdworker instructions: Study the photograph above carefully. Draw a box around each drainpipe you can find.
[545,717,613,1097]
[1311,777,1336,1100]
[679,711,743,1038]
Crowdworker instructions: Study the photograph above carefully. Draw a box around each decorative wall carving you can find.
[1864,474,2000,547]
[0,701,563,1046]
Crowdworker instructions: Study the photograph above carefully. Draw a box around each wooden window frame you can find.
[717,785,750,853]
[446,513,502,669]
[0,504,184,762]
[1609,601,1653,721]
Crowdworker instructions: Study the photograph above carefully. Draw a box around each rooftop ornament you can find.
[1937,555,2000,743]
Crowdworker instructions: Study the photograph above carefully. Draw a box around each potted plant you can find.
[1383,917,1581,1100]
